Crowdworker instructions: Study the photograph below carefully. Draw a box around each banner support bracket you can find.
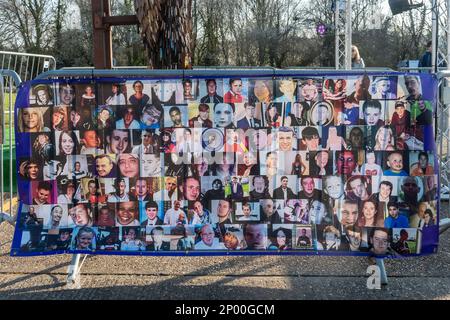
[66,254,88,288]
[376,258,388,285]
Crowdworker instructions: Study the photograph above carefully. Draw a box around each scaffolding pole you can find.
[335,0,352,70]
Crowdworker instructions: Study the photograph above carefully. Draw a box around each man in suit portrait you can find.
[237,103,261,129]
[141,200,163,227]
[230,177,244,200]
[132,130,160,155]
[147,226,170,251]
[134,178,151,202]
[272,176,297,201]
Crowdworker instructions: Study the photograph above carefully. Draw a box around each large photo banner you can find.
[11,72,439,257]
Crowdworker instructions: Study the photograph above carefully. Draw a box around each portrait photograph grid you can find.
[14,74,438,257]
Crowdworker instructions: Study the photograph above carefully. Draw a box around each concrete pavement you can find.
[1,207,449,300]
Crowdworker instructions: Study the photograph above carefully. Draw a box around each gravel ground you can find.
[0,203,449,300]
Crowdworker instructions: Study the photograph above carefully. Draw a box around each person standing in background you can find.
[419,41,432,70]
[351,45,365,69]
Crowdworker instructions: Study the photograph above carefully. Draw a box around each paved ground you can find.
[1,204,449,300]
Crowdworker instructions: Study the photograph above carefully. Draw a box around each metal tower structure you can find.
[432,0,450,71]
[335,0,352,70]
[433,0,450,199]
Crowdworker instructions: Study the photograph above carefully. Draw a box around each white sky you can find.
[64,3,81,30]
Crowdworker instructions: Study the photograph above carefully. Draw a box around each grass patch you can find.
[2,92,16,146]
[1,92,17,191]
[3,92,17,108]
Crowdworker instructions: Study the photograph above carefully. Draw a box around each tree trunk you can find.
[135,0,193,69]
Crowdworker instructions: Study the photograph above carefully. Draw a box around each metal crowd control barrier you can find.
[0,51,56,83]
[0,52,56,226]
[0,69,21,226]
[437,70,450,234]
[33,67,430,287]
[9,67,450,287]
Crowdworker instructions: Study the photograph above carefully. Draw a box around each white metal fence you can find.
[0,51,57,225]
[0,51,56,83]
[0,69,19,225]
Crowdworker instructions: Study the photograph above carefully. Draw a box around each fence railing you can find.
[0,69,21,225]
[0,51,56,225]
[0,51,56,83]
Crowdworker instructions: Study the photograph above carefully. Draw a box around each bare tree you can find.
[390,4,430,62]
[0,0,56,52]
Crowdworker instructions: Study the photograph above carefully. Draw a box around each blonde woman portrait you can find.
[374,126,395,151]
[18,108,49,133]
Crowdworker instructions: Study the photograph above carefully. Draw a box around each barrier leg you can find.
[376,258,388,286]
[66,254,86,288]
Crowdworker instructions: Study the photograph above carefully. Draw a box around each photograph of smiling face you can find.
[385,152,407,175]
[106,129,130,154]
[59,84,75,106]
[68,204,92,227]
[74,227,95,250]
[118,153,140,178]
[184,177,201,201]
[277,127,296,151]
[19,108,46,133]
[299,177,316,198]
[347,176,370,201]
[275,79,296,102]
[362,100,384,126]
[95,154,115,177]
[57,131,78,156]
[47,205,64,228]
[252,79,272,103]
[31,85,53,106]
[214,103,234,128]
[140,154,161,177]
[116,201,138,226]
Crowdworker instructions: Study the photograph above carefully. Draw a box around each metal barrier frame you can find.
[0,51,56,83]
[0,69,21,225]
[31,67,439,287]
[11,67,448,287]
